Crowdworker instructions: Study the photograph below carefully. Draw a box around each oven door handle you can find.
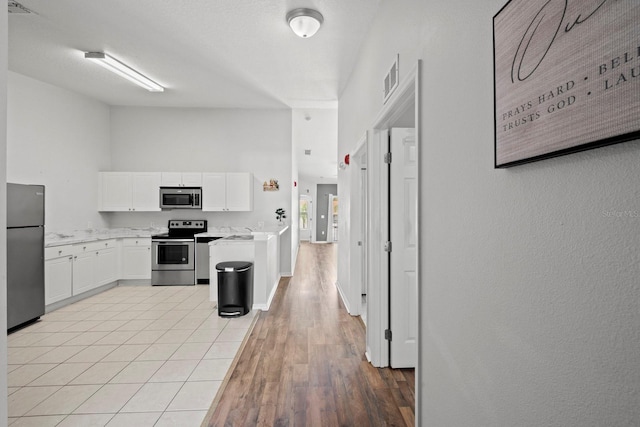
[154,239,194,243]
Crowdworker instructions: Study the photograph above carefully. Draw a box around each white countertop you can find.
[44,225,288,248]
[251,225,288,236]
[45,227,165,247]
[197,225,288,239]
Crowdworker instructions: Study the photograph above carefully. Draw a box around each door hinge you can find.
[385,329,392,341]
[384,241,392,252]
[384,152,392,164]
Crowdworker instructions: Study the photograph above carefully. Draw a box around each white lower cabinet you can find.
[46,237,152,307]
[72,240,119,295]
[72,248,96,295]
[44,245,74,305]
[96,246,118,286]
[121,238,152,279]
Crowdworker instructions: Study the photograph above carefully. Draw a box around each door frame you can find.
[348,132,369,317]
[366,60,421,419]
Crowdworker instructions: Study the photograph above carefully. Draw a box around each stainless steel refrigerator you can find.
[7,183,45,330]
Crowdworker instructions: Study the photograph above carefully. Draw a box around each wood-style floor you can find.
[204,242,415,426]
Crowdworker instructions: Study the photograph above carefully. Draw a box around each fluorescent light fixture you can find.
[84,52,164,92]
[286,8,323,38]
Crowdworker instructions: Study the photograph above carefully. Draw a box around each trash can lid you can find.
[216,261,253,272]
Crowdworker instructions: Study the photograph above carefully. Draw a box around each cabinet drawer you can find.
[45,245,74,260]
[97,239,118,250]
[122,237,151,247]
[74,239,117,253]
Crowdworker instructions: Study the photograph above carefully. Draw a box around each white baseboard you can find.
[335,280,352,314]
[253,275,282,311]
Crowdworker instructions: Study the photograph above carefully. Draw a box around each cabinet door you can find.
[95,248,118,286]
[202,173,227,211]
[99,173,132,211]
[132,172,161,211]
[45,256,73,305]
[72,251,96,295]
[121,245,152,279]
[160,172,182,187]
[181,173,202,187]
[226,173,253,211]
[161,172,202,187]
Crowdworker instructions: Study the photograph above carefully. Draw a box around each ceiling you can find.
[7,0,382,109]
[8,0,381,183]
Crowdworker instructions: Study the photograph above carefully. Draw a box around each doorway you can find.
[315,184,337,242]
[299,195,312,241]
[364,61,421,377]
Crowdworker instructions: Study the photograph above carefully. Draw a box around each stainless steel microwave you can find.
[159,187,202,209]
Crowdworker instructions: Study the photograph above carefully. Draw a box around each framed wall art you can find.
[494,0,640,168]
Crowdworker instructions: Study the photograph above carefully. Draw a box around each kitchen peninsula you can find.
[207,226,287,311]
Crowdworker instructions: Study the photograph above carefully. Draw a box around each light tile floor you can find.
[7,285,256,426]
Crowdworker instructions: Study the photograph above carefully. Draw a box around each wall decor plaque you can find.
[494,0,640,168]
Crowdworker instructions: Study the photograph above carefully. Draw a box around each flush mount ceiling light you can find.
[84,52,164,92]
[286,8,323,38]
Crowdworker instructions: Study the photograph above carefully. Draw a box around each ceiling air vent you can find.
[8,1,33,13]
[383,54,399,104]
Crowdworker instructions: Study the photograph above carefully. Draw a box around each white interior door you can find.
[389,127,417,368]
[361,167,368,295]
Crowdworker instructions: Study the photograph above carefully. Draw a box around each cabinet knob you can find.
[68,257,73,260]
[83,246,86,250]
[58,250,62,255]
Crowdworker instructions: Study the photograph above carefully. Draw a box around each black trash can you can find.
[216,261,253,317]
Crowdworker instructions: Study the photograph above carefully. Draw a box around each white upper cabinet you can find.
[132,173,162,211]
[202,172,253,211]
[201,173,227,211]
[99,172,131,211]
[99,172,161,212]
[161,172,202,187]
[226,173,254,211]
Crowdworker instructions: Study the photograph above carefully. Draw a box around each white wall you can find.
[108,107,294,273]
[339,0,640,426]
[1,3,9,422]
[7,72,111,231]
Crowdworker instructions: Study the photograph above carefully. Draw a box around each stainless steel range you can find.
[151,220,207,286]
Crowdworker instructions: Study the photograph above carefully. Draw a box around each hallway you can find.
[206,242,415,426]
